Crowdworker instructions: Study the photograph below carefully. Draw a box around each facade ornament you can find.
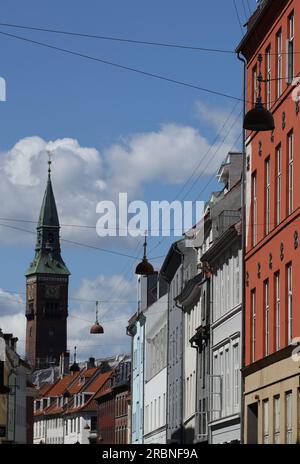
[280,242,284,261]
[294,231,299,250]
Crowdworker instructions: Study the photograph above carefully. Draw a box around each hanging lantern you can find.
[135,236,155,276]
[90,301,104,334]
[243,54,275,132]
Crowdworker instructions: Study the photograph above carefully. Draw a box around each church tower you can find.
[25,155,70,370]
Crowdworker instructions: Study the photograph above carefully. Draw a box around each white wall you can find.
[143,295,167,444]
[144,368,167,442]
[131,317,145,444]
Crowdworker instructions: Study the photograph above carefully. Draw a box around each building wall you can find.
[183,305,198,433]
[144,295,168,444]
[244,354,300,444]
[115,390,129,444]
[244,0,300,365]
[131,316,145,444]
[98,396,115,444]
[240,0,300,444]
[144,368,167,443]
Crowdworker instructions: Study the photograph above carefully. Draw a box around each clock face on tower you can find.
[45,285,60,299]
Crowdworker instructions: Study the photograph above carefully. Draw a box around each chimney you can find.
[86,357,95,370]
[59,351,70,378]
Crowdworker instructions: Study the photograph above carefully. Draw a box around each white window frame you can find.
[263,399,270,444]
[251,289,256,363]
[277,29,283,97]
[266,46,271,109]
[288,131,294,215]
[265,158,271,235]
[264,280,270,356]
[275,272,281,351]
[276,145,282,225]
[285,391,293,444]
[287,13,294,84]
[252,173,257,246]
[287,263,293,344]
[274,395,280,444]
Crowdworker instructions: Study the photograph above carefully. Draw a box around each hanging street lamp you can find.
[243,54,275,132]
[90,301,104,334]
[135,236,155,276]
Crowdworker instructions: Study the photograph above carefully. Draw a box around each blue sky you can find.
[0,0,256,360]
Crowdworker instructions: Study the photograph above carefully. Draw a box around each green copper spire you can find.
[25,152,70,276]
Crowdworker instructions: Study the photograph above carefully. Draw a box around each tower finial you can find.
[47,149,53,178]
[143,231,147,259]
[95,301,99,323]
[74,345,77,364]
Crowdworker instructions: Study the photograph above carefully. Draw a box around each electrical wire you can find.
[0,21,235,54]
[0,222,163,260]
[233,0,244,35]
[0,29,244,103]
[148,114,243,254]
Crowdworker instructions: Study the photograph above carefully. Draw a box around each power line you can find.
[146,100,242,252]
[148,114,243,254]
[241,0,249,23]
[233,0,244,35]
[0,222,163,260]
[0,289,136,304]
[0,21,235,54]
[245,0,252,16]
[0,29,244,103]
[0,217,201,233]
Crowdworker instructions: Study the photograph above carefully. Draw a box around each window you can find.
[288,131,294,215]
[233,342,240,413]
[285,391,293,444]
[275,272,281,351]
[287,263,293,344]
[266,46,271,109]
[287,13,294,84]
[265,158,271,235]
[235,252,240,304]
[264,280,270,356]
[251,289,256,363]
[253,65,258,107]
[276,145,282,225]
[225,347,230,416]
[277,30,283,97]
[252,172,257,246]
[263,399,270,444]
[274,395,280,444]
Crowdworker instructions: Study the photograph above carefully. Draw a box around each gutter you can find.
[237,51,247,445]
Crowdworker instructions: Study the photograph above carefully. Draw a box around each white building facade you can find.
[144,294,168,444]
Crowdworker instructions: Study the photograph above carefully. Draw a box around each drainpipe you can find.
[237,51,247,445]
[165,280,171,443]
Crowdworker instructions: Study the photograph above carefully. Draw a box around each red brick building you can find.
[96,360,131,444]
[95,372,115,444]
[237,0,300,444]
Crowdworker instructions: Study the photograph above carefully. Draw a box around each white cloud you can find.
[0,102,240,245]
[195,100,241,141]
[0,273,135,361]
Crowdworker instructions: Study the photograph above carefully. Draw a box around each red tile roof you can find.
[34,368,114,418]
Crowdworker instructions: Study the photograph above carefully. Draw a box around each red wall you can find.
[243,0,300,365]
